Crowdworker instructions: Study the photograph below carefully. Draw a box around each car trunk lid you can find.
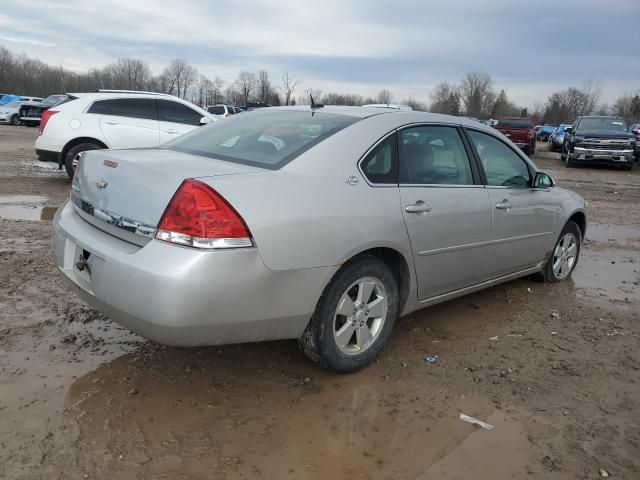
[71,148,264,246]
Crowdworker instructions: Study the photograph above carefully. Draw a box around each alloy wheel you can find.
[333,277,388,355]
[552,233,578,279]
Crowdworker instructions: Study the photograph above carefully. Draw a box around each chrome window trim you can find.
[399,183,485,189]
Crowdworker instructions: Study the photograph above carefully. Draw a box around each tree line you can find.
[1,45,638,124]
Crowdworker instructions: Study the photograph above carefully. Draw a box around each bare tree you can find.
[429,82,460,115]
[103,58,151,90]
[257,70,273,103]
[613,91,640,123]
[460,72,495,118]
[236,71,257,106]
[279,71,301,106]
[376,89,393,104]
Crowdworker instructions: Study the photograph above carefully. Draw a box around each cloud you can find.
[1,0,639,107]
[0,35,54,47]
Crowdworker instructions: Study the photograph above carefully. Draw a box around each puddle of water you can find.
[0,194,57,221]
[573,249,639,305]
[586,223,640,247]
[52,347,533,479]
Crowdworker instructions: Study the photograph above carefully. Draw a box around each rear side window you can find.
[360,134,397,184]
[89,98,156,120]
[208,106,225,115]
[157,100,202,125]
[167,110,358,169]
[399,126,474,185]
[466,129,531,187]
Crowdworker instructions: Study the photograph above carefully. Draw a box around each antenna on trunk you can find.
[310,95,324,109]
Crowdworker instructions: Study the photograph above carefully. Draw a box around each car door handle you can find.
[104,120,118,125]
[495,199,513,210]
[405,202,432,214]
[163,129,179,134]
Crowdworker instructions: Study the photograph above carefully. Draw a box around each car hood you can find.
[575,130,635,140]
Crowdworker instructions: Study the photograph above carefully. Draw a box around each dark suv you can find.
[562,116,636,170]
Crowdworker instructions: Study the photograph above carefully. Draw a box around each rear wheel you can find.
[64,143,102,177]
[534,221,581,283]
[10,114,20,126]
[298,256,399,373]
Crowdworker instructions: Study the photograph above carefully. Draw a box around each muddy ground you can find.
[0,124,639,480]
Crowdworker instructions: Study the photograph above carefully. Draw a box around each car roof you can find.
[258,105,495,130]
[66,91,177,100]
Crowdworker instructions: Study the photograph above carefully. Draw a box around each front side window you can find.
[360,134,397,184]
[399,126,474,185]
[467,129,531,187]
[167,110,358,169]
[157,100,202,125]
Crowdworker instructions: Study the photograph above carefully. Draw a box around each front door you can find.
[157,99,203,143]
[398,125,492,300]
[465,129,557,279]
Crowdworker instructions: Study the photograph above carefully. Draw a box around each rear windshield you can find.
[166,110,358,169]
[497,119,533,129]
[577,117,627,132]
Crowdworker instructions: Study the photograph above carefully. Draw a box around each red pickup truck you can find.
[495,117,536,155]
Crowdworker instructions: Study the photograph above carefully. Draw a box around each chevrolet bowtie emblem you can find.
[600,140,609,144]
[95,178,108,189]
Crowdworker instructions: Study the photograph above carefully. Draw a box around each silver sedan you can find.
[53,107,587,372]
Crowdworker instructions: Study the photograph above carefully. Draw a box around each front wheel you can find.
[298,256,399,373]
[11,114,20,126]
[534,221,581,283]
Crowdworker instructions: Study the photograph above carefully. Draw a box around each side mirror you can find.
[533,171,554,188]
[565,126,574,134]
[200,116,213,125]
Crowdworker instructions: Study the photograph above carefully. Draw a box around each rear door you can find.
[157,99,204,143]
[465,128,557,279]
[95,98,159,148]
[398,125,492,299]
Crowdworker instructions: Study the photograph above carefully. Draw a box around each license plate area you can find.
[61,238,102,293]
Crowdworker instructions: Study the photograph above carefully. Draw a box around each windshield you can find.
[577,117,627,132]
[167,110,359,169]
[41,95,67,106]
[497,119,532,129]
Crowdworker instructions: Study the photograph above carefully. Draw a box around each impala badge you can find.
[95,178,108,189]
[346,175,359,185]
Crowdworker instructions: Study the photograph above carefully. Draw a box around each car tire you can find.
[64,143,102,178]
[298,255,399,373]
[533,221,581,283]
[10,114,20,126]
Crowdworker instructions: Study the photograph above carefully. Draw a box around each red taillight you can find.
[155,179,252,249]
[39,109,58,135]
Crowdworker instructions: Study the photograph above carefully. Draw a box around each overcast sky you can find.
[1,0,639,107]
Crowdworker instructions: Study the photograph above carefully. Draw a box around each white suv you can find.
[35,90,217,176]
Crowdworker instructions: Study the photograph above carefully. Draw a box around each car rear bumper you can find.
[569,147,634,165]
[53,201,331,346]
[36,149,60,163]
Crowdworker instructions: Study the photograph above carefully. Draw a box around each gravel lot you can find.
[1,125,639,480]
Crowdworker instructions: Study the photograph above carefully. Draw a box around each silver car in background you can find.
[53,107,587,372]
